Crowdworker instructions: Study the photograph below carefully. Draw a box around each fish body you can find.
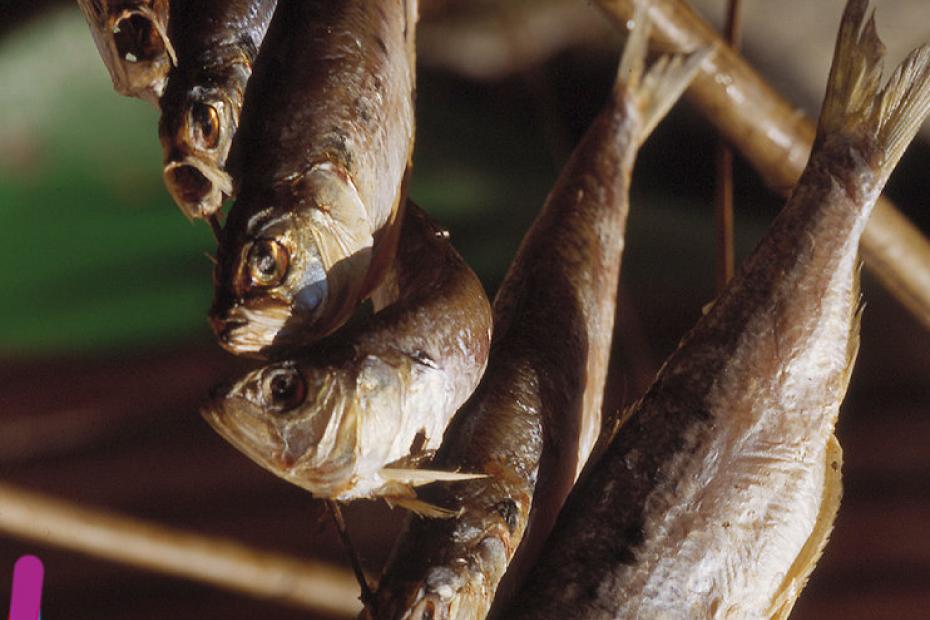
[504,3,930,618]
[369,13,706,619]
[158,0,278,220]
[76,0,175,104]
[203,204,491,505]
[211,0,418,355]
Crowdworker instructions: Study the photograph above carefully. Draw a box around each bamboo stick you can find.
[0,482,361,617]
[598,0,930,330]
[713,0,742,293]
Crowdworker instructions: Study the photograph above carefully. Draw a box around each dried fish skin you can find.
[76,0,175,104]
[158,0,278,220]
[368,11,707,618]
[203,204,491,504]
[211,0,417,355]
[503,3,930,618]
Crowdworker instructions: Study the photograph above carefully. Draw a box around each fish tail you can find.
[613,0,710,144]
[818,0,930,185]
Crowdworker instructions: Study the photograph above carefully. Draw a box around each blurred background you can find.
[1,1,929,618]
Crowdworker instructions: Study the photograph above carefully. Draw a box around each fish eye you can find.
[263,367,306,413]
[246,239,289,289]
[191,102,221,149]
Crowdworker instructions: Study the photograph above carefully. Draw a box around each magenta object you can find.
[8,555,43,620]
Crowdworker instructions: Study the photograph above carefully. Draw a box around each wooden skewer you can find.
[325,500,376,614]
[0,482,361,617]
[598,0,930,330]
[713,0,742,293]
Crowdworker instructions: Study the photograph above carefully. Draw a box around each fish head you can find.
[202,360,357,492]
[210,204,328,356]
[76,0,175,104]
[158,70,246,219]
[211,167,375,356]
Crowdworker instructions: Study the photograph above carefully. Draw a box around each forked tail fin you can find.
[613,0,711,145]
[818,0,930,185]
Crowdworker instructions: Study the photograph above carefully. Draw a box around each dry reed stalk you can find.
[0,482,361,617]
[598,0,930,329]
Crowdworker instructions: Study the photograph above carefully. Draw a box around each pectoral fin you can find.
[379,467,487,486]
[385,496,462,519]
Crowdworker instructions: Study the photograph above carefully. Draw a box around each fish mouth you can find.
[109,6,176,100]
[202,393,341,495]
[112,7,176,66]
[201,396,281,472]
[163,159,232,220]
[405,591,452,620]
[210,303,290,357]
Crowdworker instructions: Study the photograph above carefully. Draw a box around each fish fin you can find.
[379,467,487,486]
[843,264,865,389]
[818,0,930,185]
[768,436,844,619]
[386,496,462,519]
[613,0,711,144]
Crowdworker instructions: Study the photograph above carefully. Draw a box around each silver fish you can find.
[503,2,930,618]
[210,0,418,356]
[158,0,278,220]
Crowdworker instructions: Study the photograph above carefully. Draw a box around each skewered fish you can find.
[158,0,278,220]
[210,0,418,356]
[504,2,930,617]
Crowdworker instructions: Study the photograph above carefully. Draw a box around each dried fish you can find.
[369,11,707,618]
[202,204,491,512]
[158,0,278,220]
[210,0,418,356]
[503,2,930,618]
[76,0,175,104]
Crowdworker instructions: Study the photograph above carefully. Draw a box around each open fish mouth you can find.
[211,303,291,356]
[107,5,176,100]
[163,158,233,220]
[112,6,176,66]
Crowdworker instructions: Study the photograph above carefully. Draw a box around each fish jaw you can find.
[76,0,175,104]
[211,300,292,357]
[162,158,233,220]
[200,395,284,477]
